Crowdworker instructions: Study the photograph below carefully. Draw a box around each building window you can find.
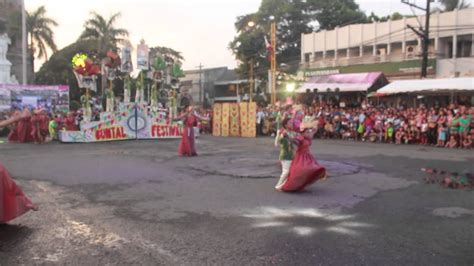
[457,40,472,58]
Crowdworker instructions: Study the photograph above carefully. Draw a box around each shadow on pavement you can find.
[0,224,34,252]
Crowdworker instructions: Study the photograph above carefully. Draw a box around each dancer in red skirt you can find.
[281,124,327,192]
[175,106,209,157]
[0,162,37,223]
[30,108,50,144]
[7,108,34,143]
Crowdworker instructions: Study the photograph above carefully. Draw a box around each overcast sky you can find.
[25,0,473,71]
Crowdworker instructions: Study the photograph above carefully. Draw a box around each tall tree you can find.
[27,6,58,78]
[149,46,184,65]
[229,0,368,78]
[439,0,470,11]
[79,12,129,55]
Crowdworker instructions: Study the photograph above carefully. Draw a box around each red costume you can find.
[178,114,198,156]
[9,116,33,143]
[65,113,77,131]
[30,113,49,143]
[0,163,36,223]
[282,135,326,192]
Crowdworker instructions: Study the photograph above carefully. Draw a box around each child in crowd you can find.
[395,129,403,144]
[446,135,458,148]
[437,124,447,147]
[385,122,394,143]
[420,118,428,145]
[462,134,472,149]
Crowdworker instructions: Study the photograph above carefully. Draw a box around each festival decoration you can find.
[135,71,145,103]
[137,39,149,70]
[72,53,100,122]
[212,103,222,137]
[221,103,230,137]
[103,51,121,112]
[120,46,133,73]
[123,75,132,103]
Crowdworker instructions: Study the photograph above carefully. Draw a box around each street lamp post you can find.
[270,21,277,107]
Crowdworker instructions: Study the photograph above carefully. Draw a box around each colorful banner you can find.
[59,104,135,142]
[136,104,183,139]
[121,47,133,73]
[0,84,69,113]
[137,42,149,70]
[221,103,230,137]
[212,103,222,136]
[59,103,182,142]
[229,103,240,136]
[239,102,248,137]
[248,102,257,137]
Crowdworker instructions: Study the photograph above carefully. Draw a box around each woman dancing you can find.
[175,106,209,157]
[280,122,327,192]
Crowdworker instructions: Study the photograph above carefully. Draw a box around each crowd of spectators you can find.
[259,101,474,149]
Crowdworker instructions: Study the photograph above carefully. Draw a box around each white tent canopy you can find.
[377,77,474,95]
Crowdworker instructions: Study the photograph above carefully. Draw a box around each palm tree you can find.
[439,0,470,11]
[27,6,58,79]
[79,12,129,97]
[79,12,129,55]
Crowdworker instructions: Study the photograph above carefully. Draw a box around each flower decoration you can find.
[72,53,100,76]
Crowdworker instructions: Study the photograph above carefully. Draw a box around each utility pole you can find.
[21,0,27,84]
[249,58,254,103]
[270,21,277,106]
[196,63,203,105]
[401,0,432,78]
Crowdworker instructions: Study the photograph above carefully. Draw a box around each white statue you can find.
[0,33,14,84]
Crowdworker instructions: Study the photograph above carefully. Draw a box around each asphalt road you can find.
[0,136,473,265]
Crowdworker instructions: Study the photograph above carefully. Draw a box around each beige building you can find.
[300,8,474,80]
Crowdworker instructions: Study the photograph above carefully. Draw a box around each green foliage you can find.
[149,46,184,65]
[172,64,184,78]
[368,12,405,23]
[229,0,368,79]
[27,6,58,60]
[79,12,129,55]
[152,56,167,71]
[439,0,470,11]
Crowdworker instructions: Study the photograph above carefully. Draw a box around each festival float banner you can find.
[121,47,133,73]
[212,103,222,136]
[239,102,249,137]
[229,103,240,137]
[59,104,183,143]
[247,102,257,137]
[221,103,230,137]
[135,103,183,139]
[137,41,149,70]
[59,103,136,143]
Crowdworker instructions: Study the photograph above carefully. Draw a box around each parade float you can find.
[59,41,186,143]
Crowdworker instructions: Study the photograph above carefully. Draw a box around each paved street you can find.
[0,136,473,265]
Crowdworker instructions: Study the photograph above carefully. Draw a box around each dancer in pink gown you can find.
[281,126,327,192]
[175,106,209,157]
[0,162,37,223]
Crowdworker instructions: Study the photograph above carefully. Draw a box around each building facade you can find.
[300,8,474,80]
[180,67,236,107]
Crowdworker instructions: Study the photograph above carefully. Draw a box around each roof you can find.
[376,77,474,95]
[296,72,387,93]
[214,79,249,85]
